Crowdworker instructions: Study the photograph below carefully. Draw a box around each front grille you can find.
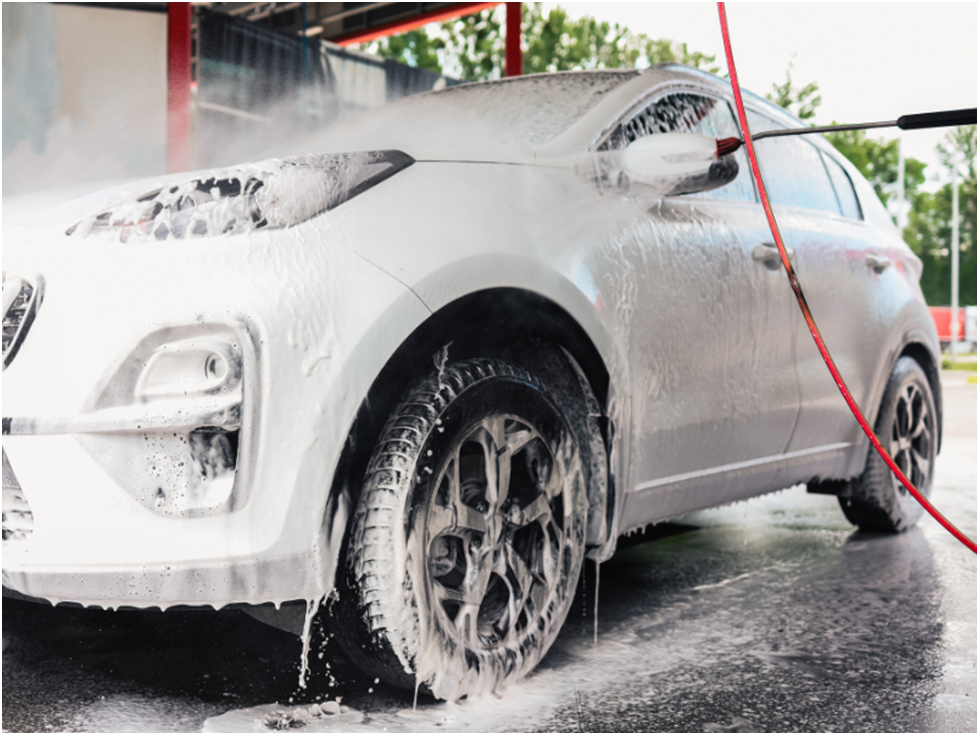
[2,449,33,541]
[2,273,42,370]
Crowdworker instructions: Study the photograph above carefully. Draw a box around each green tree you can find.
[904,125,977,306]
[364,29,444,74]
[359,3,719,82]
[766,55,821,122]
[520,4,719,76]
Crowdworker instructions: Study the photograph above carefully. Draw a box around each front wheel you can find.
[840,356,938,532]
[332,358,587,700]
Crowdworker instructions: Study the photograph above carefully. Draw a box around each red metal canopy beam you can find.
[505,2,521,76]
[167,2,192,173]
[333,2,500,46]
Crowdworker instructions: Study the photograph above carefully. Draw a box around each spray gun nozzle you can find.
[715,136,743,158]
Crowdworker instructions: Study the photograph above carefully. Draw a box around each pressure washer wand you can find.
[715,107,978,157]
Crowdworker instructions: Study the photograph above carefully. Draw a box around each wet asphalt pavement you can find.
[3,371,975,733]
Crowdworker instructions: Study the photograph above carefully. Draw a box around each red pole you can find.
[167,2,192,173]
[505,2,522,76]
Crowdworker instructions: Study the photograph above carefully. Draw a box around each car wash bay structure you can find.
[2,2,522,193]
[168,2,523,170]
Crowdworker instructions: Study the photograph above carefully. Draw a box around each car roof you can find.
[266,68,683,163]
[274,63,806,165]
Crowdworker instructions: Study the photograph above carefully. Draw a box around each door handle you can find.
[752,243,794,271]
[866,253,891,273]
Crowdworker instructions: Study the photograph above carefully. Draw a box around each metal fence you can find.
[195,8,459,167]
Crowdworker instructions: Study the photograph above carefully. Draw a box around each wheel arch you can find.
[324,288,617,587]
[806,330,941,499]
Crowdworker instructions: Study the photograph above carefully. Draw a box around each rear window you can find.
[822,152,863,220]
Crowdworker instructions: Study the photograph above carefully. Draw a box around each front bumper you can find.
[2,211,430,609]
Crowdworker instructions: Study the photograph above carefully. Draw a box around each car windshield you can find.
[285,70,641,155]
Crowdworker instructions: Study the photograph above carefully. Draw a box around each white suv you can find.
[2,65,941,700]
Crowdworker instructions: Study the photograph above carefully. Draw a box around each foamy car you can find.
[2,65,941,699]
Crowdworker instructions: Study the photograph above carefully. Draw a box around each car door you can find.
[593,89,801,524]
[747,108,893,480]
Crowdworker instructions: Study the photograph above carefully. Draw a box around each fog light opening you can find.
[189,427,239,481]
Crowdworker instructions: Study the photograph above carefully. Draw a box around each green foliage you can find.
[357,3,719,82]
[904,126,977,306]
[765,55,821,122]
[938,124,977,179]
[941,358,977,371]
[827,124,975,307]
[441,8,505,81]
[520,4,719,76]
[364,29,444,74]
[825,128,926,208]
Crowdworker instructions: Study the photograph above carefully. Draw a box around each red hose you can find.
[717,2,976,553]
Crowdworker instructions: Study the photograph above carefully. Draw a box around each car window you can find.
[601,92,756,203]
[746,109,842,216]
[821,151,863,220]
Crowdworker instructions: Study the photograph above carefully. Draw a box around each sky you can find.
[543,2,977,184]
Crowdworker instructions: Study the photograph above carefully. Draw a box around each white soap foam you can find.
[204,701,364,733]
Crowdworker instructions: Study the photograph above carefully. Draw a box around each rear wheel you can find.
[840,357,938,532]
[332,358,587,700]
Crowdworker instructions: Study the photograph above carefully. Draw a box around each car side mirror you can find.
[578,133,739,198]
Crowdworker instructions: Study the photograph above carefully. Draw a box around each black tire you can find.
[840,356,938,532]
[331,358,587,700]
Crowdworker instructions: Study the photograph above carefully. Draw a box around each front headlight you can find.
[66,149,414,243]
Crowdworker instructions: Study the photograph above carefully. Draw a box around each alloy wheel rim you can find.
[424,414,570,651]
[889,382,933,495]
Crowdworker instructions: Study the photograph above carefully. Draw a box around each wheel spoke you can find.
[499,574,519,645]
[509,493,551,528]
[894,448,910,477]
[444,456,461,507]
[910,447,930,484]
[455,602,481,646]
[537,526,557,587]
[505,425,536,454]
[909,400,929,440]
[528,576,548,616]
[910,388,923,437]
[504,540,535,598]
[472,419,507,515]
[895,395,910,440]
[455,504,489,534]
[488,416,512,515]
[436,584,472,604]
[428,504,456,539]
[470,556,493,603]
[495,450,512,518]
